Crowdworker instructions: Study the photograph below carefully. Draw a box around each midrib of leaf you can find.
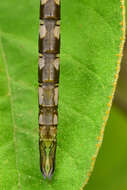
[0,35,21,190]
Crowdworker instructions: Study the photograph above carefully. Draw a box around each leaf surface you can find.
[0,0,125,190]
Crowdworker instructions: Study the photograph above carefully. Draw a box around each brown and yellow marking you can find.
[41,0,48,5]
[40,19,44,25]
[54,0,60,5]
[52,58,59,70]
[56,20,60,26]
[39,57,45,69]
[54,26,60,39]
[39,25,47,39]
[38,0,60,179]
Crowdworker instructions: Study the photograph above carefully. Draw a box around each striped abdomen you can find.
[38,0,60,178]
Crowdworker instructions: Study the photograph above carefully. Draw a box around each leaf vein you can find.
[0,36,21,190]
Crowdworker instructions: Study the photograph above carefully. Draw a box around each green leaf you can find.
[0,0,125,190]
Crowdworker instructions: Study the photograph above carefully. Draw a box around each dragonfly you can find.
[38,0,60,179]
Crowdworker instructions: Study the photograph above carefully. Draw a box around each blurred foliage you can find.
[85,105,127,190]
[114,37,127,112]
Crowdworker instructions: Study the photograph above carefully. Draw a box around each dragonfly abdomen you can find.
[38,0,60,179]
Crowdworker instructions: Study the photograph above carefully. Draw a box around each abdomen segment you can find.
[38,0,60,179]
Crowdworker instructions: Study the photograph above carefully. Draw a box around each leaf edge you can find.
[81,0,126,189]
